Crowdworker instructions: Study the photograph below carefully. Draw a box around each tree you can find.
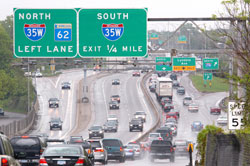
[0,24,12,71]
[215,0,250,126]
[0,15,13,39]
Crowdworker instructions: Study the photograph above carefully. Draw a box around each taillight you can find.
[166,133,169,137]
[88,149,91,154]
[95,148,104,152]
[129,150,133,152]
[170,131,172,135]
[2,158,8,166]
[170,147,172,152]
[158,137,163,140]
[40,149,44,155]
[75,158,84,166]
[39,158,48,166]
[136,149,140,152]
[120,147,123,152]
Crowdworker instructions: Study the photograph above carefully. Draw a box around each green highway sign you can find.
[203,73,213,80]
[203,58,219,70]
[78,9,147,57]
[178,35,187,44]
[150,33,159,40]
[14,9,77,58]
[172,57,196,71]
[155,57,172,71]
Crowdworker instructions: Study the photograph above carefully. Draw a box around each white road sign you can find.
[228,101,245,130]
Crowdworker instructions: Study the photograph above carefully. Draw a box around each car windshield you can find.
[51,118,60,122]
[112,95,119,98]
[135,112,145,115]
[149,133,160,137]
[110,101,118,104]
[131,119,141,123]
[90,126,102,130]
[184,97,192,100]
[105,121,116,126]
[102,140,120,147]
[44,146,81,155]
[108,115,117,118]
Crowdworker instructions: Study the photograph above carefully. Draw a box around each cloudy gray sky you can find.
[1,0,224,20]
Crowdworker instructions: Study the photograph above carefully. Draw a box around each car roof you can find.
[111,95,119,97]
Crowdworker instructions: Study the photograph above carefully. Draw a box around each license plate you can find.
[57,160,66,165]
[19,160,28,163]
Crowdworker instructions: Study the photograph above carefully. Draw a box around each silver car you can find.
[0,155,20,166]
[134,111,146,122]
[217,115,228,125]
[88,140,108,165]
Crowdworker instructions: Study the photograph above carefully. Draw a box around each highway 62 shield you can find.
[24,24,46,41]
[102,24,124,41]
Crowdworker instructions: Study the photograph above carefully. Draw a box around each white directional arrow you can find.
[162,67,166,70]
[214,62,218,66]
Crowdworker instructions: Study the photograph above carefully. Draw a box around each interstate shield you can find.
[24,24,46,41]
[102,24,124,41]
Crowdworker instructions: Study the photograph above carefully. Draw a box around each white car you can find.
[34,72,43,77]
[188,103,199,112]
[147,133,163,144]
[217,115,228,125]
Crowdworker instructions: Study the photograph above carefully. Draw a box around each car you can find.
[172,80,180,89]
[127,141,145,158]
[191,121,204,131]
[163,103,174,112]
[134,111,146,122]
[169,109,180,118]
[48,98,59,108]
[107,114,119,125]
[147,133,163,144]
[110,95,120,103]
[141,66,149,73]
[183,96,192,106]
[0,108,4,116]
[103,121,118,132]
[161,97,172,108]
[188,103,199,112]
[217,115,228,125]
[39,144,93,166]
[88,139,108,164]
[46,139,66,146]
[149,84,156,92]
[210,106,221,115]
[166,112,178,121]
[112,79,120,85]
[34,72,43,77]
[102,139,125,163]
[49,118,63,130]
[177,86,185,95]
[173,140,189,157]
[124,145,135,160]
[156,127,173,141]
[129,118,143,132]
[0,133,20,166]
[10,135,47,165]
[170,73,177,80]
[88,125,104,139]
[69,136,84,143]
[164,123,177,136]
[132,71,140,77]
[109,101,119,109]
[166,117,177,124]
[61,82,71,89]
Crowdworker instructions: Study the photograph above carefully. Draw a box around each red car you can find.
[166,112,178,121]
[210,107,221,115]
[132,71,140,77]
[169,109,180,118]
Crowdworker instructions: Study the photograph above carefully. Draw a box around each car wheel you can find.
[50,127,52,130]
[102,160,107,165]
[101,134,104,138]
[170,156,175,162]
[129,129,132,132]
[89,135,92,139]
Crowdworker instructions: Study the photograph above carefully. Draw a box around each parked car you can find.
[191,121,204,131]
[129,118,143,132]
[0,133,20,166]
[61,82,71,90]
[112,79,120,85]
[0,108,4,116]
[110,95,120,103]
[217,115,228,125]
[188,103,199,112]
[210,106,221,115]
[10,135,47,165]
[88,125,104,139]
[109,101,119,110]
[48,98,59,108]
[183,96,192,106]
[177,86,185,95]
[49,118,63,130]
[34,72,43,77]
[88,139,108,165]
[134,111,146,122]
[102,139,125,163]
[39,144,93,166]
[132,71,140,77]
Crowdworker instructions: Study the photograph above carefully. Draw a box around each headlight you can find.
[89,131,93,134]
[99,131,103,133]
[139,124,142,126]
[130,124,133,126]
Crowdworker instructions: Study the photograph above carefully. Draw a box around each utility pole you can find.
[27,58,30,113]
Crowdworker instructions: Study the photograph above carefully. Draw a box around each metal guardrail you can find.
[135,72,161,142]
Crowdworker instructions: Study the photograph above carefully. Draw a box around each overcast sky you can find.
[0,0,224,30]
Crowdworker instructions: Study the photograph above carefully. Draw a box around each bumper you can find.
[150,153,173,159]
[130,126,143,131]
[89,133,104,138]
[110,106,119,109]
[18,159,39,164]
[94,154,106,161]
[107,153,124,160]
[104,128,117,132]
[49,104,59,108]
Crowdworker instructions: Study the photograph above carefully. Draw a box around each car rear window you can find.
[174,141,187,146]
[10,138,40,149]
[45,146,81,155]
[89,141,101,148]
[70,137,83,143]
[151,140,171,146]
[102,140,121,147]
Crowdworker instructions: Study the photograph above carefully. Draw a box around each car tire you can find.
[129,129,132,132]
[170,156,175,162]
[102,160,107,165]
[60,127,62,130]
[101,134,104,138]
[119,157,125,163]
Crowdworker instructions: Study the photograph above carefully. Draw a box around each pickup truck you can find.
[149,140,175,162]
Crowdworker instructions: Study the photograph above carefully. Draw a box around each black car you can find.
[129,118,143,132]
[177,86,185,95]
[102,139,125,163]
[109,101,119,109]
[160,97,172,108]
[39,144,94,166]
[48,98,59,108]
[0,108,4,116]
[170,73,177,80]
[163,103,174,112]
[61,82,71,90]
[10,135,47,166]
[88,125,104,139]
[103,121,118,132]
[112,79,120,85]
[149,84,156,92]
[156,127,173,141]
[172,80,180,89]
[110,95,120,103]
[49,118,63,130]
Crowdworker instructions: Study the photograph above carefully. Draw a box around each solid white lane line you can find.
[102,77,109,118]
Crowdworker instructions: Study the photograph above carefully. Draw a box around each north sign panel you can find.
[155,57,172,71]
[14,9,77,58]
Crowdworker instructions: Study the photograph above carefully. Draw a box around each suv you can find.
[49,118,63,130]
[183,96,192,106]
[10,135,47,165]
[134,111,146,122]
[112,79,120,85]
[129,118,143,132]
[0,108,4,116]
[102,139,125,163]
[48,98,59,108]
[0,133,20,165]
[109,101,119,109]
[88,125,104,139]
[177,86,185,95]
[61,82,71,90]
[88,140,108,164]
[111,95,120,103]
